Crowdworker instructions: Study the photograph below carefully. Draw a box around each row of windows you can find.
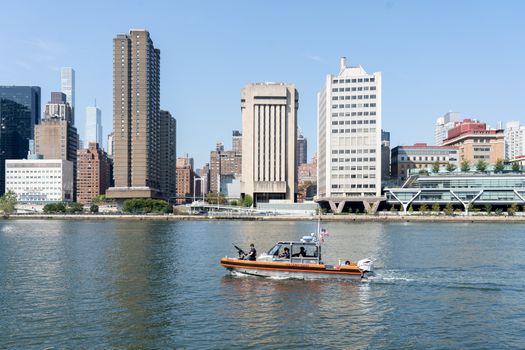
[332,157,377,162]
[7,175,62,179]
[396,149,457,156]
[332,149,376,154]
[331,192,378,197]
[332,128,376,134]
[332,165,378,173]
[330,165,377,171]
[333,103,376,109]
[473,147,491,152]
[471,138,491,143]
[8,188,62,193]
[332,119,376,125]
[18,197,62,201]
[331,183,377,188]
[399,156,449,161]
[332,77,375,84]
[332,86,377,93]
[332,111,376,118]
[332,95,376,100]
[6,170,61,173]
[7,181,61,185]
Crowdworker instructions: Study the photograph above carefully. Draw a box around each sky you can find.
[1,0,524,167]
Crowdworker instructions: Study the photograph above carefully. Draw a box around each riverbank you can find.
[6,213,525,223]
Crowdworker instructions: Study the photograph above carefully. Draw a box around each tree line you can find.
[420,159,521,175]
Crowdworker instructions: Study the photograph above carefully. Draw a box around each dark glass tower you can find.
[0,86,41,193]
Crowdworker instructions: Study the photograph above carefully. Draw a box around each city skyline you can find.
[1,1,524,167]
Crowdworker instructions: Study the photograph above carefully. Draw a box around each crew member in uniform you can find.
[246,243,257,261]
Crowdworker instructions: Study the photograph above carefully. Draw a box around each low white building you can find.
[5,159,74,203]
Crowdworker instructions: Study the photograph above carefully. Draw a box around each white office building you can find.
[435,112,460,145]
[317,57,382,198]
[85,106,103,147]
[60,67,75,122]
[5,159,74,203]
[505,121,525,160]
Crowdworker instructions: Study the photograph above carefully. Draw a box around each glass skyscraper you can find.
[61,67,75,123]
[85,106,103,147]
[0,86,41,193]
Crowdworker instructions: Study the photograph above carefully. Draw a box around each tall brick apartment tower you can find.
[106,29,162,200]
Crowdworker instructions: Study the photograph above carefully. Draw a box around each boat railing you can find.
[291,257,319,264]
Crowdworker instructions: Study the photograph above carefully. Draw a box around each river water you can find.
[0,220,524,349]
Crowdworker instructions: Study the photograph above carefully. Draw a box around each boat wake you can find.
[229,271,260,278]
[364,268,525,293]
[366,269,415,283]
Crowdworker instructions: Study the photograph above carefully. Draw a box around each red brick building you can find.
[209,141,242,193]
[76,142,112,205]
[175,154,201,204]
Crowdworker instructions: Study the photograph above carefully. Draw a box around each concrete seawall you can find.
[5,214,525,223]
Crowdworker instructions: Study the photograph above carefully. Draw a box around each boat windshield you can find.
[267,244,282,256]
[291,244,318,258]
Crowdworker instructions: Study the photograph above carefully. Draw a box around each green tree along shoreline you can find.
[0,191,17,216]
[122,198,172,214]
[43,202,83,214]
[41,198,173,215]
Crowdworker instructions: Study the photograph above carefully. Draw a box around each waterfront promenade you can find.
[7,213,525,223]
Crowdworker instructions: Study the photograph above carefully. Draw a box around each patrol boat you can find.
[220,229,373,280]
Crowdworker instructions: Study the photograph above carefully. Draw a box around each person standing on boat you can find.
[246,243,257,261]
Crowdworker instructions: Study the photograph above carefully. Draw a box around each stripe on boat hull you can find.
[221,258,363,278]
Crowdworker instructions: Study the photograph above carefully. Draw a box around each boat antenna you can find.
[316,217,322,247]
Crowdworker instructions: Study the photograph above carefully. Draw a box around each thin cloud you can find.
[23,38,67,63]
[306,54,323,62]
[14,61,32,71]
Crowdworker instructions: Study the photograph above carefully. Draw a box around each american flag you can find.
[320,228,330,242]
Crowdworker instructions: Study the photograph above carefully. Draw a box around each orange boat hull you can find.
[220,257,364,280]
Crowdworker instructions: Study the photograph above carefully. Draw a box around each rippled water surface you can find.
[1,220,524,349]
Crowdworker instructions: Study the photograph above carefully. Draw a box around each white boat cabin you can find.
[259,241,322,264]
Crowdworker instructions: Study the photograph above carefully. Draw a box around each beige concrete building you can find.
[34,92,79,199]
[107,29,162,200]
[35,92,78,162]
[35,118,79,162]
[240,83,298,205]
[443,119,504,165]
